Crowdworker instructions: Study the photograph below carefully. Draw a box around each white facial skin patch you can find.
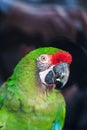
[39,66,54,86]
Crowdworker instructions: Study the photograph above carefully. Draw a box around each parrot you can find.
[0,47,72,130]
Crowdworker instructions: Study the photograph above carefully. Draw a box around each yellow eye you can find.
[41,55,46,61]
[37,54,49,63]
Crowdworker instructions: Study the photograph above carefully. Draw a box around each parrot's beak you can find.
[44,63,70,89]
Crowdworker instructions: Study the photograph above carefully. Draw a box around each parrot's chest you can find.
[4,89,65,130]
[24,91,65,130]
[27,91,61,112]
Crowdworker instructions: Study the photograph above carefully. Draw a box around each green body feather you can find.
[0,47,66,130]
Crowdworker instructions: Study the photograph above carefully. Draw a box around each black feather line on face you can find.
[36,59,50,72]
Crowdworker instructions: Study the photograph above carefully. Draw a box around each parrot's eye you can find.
[41,55,46,61]
[38,54,50,63]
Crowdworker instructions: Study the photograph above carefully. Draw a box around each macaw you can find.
[0,47,72,130]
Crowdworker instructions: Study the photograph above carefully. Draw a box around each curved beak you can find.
[44,63,70,89]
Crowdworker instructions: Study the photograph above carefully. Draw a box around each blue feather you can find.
[52,122,61,130]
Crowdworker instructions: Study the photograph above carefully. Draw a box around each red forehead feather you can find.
[51,51,72,65]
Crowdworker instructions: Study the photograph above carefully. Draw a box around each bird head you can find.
[36,51,72,90]
[13,47,72,93]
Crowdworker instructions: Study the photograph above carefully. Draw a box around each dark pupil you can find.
[41,56,45,60]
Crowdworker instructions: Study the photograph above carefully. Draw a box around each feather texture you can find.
[0,47,71,130]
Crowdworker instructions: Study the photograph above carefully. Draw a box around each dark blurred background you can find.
[0,0,87,130]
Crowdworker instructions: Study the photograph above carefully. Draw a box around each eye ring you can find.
[41,55,46,61]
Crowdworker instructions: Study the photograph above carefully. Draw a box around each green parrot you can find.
[0,47,72,130]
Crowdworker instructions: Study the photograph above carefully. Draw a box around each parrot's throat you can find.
[40,82,55,93]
